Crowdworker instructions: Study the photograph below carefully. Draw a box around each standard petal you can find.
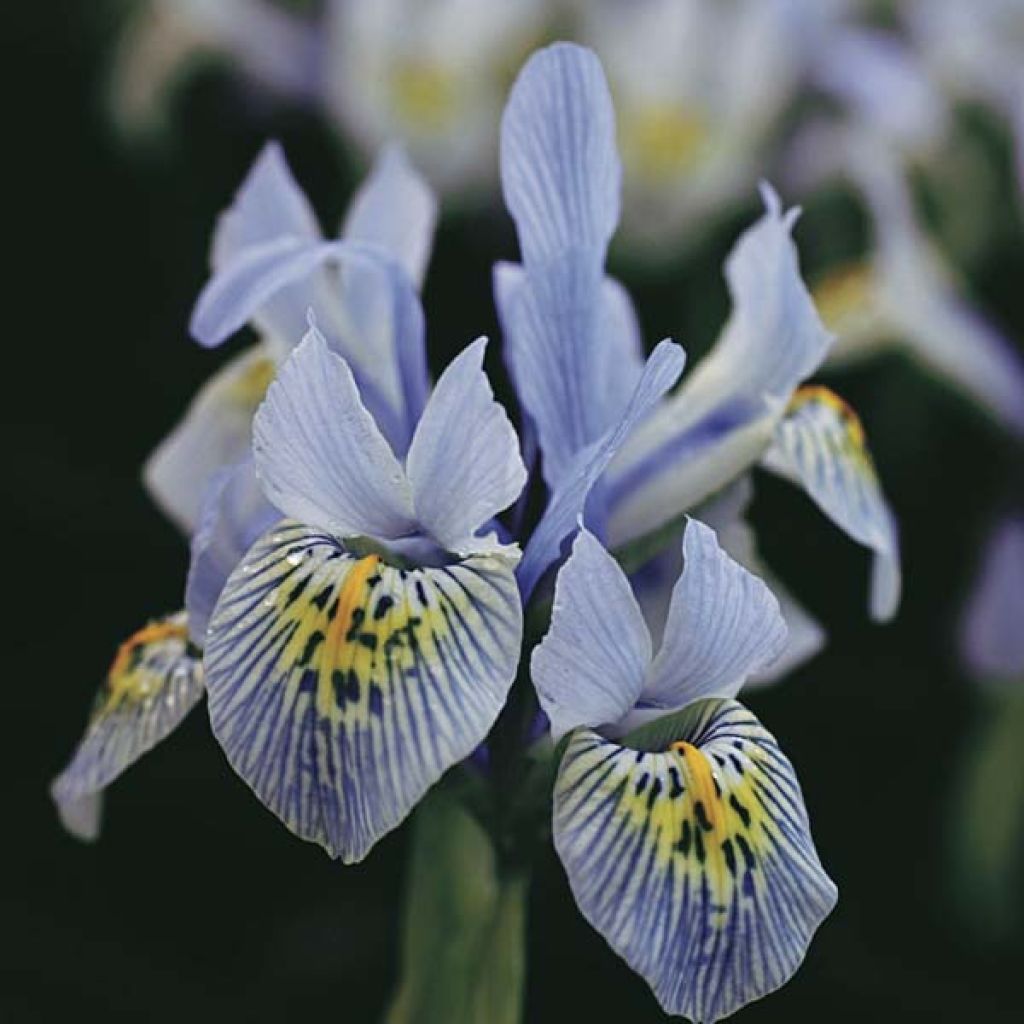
[406,337,527,552]
[516,340,686,601]
[50,612,204,839]
[531,530,651,740]
[554,700,837,1022]
[341,144,438,291]
[959,517,1024,684]
[500,42,620,266]
[499,43,624,484]
[640,520,787,709]
[761,386,901,621]
[144,344,275,534]
[606,187,834,546]
[211,141,321,272]
[204,521,522,861]
[253,329,416,543]
[185,460,280,647]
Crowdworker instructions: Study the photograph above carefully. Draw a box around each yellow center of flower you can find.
[620,102,708,183]
[390,58,459,132]
[812,262,876,332]
[226,355,276,407]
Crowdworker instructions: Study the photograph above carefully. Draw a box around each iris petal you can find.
[205,521,522,862]
[554,699,837,1022]
[762,385,901,621]
[51,612,204,839]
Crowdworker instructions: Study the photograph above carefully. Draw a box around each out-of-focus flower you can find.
[571,0,816,250]
[496,44,901,623]
[810,144,1024,439]
[203,327,526,861]
[146,140,437,532]
[324,0,550,194]
[532,523,837,1021]
[960,515,1024,688]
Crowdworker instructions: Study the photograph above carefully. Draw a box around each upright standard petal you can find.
[406,338,527,554]
[185,461,280,647]
[641,520,788,709]
[516,340,686,601]
[204,521,522,861]
[531,530,651,741]
[144,344,275,534]
[51,612,204,839]
[960,517,1024,685]
[341,145,438,291]
[499,42,624,484]
[761,386,901,621]
[554,700,837,1022]
[606,187,834,547]
[211,141,321,272]
[253,329,416,543]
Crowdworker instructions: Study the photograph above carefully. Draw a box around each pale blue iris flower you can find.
[532,522,837,1021]
[497,43,901,632]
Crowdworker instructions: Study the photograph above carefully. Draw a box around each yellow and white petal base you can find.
[204,521,522,863]
[554,699,836,1022]
[51,611,204,840]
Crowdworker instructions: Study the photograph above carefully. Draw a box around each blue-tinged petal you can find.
[144,344,275,534]
[606,187,834,546]
[517,340,686,601]
[51,612,204,840]
[211,141,321,272]
[554,700,837,1022]
[192,237,429,454]
[960,517,1024,685]
[185,460,280,648]
[499,42,623,484]
[500,42,620,266]
[639,521,787,711]
[56,792,103,843]
[204,521,522,861]
[253,329,416,544]
[761,386,901,622]
[341,144,437,291]
[694,478,826,688]
[406,337,527,555]
[531,530,650,741]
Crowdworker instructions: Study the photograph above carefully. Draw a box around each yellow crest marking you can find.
[103,618,189,711]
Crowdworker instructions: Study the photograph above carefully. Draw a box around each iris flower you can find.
[533,522,837,1020]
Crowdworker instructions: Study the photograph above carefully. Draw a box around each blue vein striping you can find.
[51,611,204,804]
[553,700,837,1023]
[204,521,522,863]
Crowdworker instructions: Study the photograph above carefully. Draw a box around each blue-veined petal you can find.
[51,612,204,840]
[531,530,651,740]
[192,237,429,453]
[185,460,280,647]
[406,337,527,555]
[204,521,522,861]
[694,477,826,688]
[517,339,686,601]
[554,700,837,1022]
[253,329,416,543]
[499,42,623,484]
[761,385,901,622]
[640,520,787,711]
[606,186,834,547]
[144,344,275,533]
[341,144,437,290]
[960,517,1024,685]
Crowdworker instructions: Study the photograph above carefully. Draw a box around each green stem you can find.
[384,788,529,1024]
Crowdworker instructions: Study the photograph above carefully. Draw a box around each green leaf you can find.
[385,787,529,1024]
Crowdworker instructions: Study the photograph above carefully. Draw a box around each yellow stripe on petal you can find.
[554,700,836,1023]
[205,522,522,862]
[51,611,204,837]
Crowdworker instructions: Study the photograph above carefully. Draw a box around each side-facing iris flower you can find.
[496,42,901,633]
[147,139,437,532]
[532,521,837,1022]
[203,326,527,861]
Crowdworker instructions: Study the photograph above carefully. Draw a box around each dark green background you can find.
[6,3,1023,1021]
